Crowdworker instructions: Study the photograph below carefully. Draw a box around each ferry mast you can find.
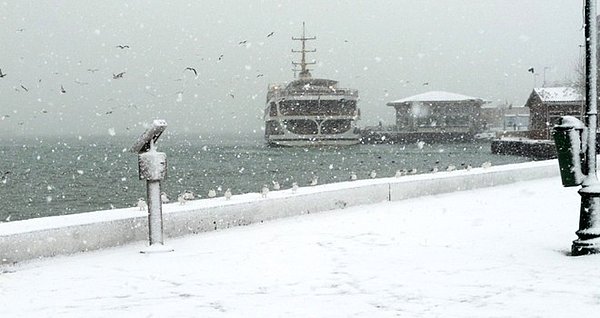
[292,22,316,79]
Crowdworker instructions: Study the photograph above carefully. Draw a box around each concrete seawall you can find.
[0,160,560,264]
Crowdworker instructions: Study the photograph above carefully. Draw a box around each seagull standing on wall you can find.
[161,192,169,203]
[370,170,377,179]
[272,181,280,190]
[182,191,195,200]
[177,194,186,205]
[208,189,217,198]
[395,170,403,178]
[137,198,147,211]
[292,182,299,193]
[350,172,358,181]
[261,185,269,198]
[224,188,232,200]
[310,175,319,186]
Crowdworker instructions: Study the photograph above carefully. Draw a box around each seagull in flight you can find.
[113,72,125,79]
[238,40,247,45]
[0,69,6,78]
[115,45,130,49]
[60,85,66,94]
[87,68,99,73]
[218,54,224,61]
[20,84,28,92]
[267,31,274,37]
[184,67,198,76]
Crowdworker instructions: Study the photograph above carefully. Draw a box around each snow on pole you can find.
[584,0,598,182]
[571,0,600,256]
[131,120,173,253]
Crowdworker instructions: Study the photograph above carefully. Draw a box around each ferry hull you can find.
[266,136,360,147]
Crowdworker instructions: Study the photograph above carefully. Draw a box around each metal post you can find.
[573,0,600,255]
[147,179,163,245]
[130,119,173,253]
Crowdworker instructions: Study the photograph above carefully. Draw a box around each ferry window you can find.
[321,120,352,134]
[320,100,356,116]
[279,101,298,115]
[265,120,284,135]
[269,102,278,116]
[283,119,318,135]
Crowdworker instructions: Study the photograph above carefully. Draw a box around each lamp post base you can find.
[572,186,600,256]
[572,237,600,256]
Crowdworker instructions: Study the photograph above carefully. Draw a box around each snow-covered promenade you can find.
[2,173,599,317]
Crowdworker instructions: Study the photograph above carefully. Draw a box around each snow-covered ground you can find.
[1,176,599,317]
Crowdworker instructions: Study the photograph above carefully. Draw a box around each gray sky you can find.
[0,0,585,138]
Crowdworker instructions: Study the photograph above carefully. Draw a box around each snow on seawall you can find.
[0,160,559,264]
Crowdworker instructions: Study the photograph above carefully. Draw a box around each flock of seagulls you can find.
[1,30,279,125]
[1,42,131,100]
[133,160,493,209]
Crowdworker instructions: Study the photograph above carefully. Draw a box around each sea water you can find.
[0,134,531,222]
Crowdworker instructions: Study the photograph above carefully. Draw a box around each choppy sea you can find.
[0,134,531,222]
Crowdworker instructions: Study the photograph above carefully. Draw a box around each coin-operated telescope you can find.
[131,119,172,252]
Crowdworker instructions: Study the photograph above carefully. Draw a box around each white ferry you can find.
[264,23,361,147]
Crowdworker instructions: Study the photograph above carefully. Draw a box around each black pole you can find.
[572,0,600,255]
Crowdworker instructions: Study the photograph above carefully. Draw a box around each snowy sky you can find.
[0,0,585,137]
